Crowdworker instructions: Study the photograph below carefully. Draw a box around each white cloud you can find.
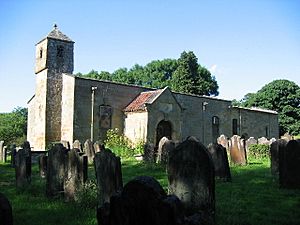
[209,64,217,73]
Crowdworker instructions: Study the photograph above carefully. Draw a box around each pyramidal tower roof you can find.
[37,24,74,44]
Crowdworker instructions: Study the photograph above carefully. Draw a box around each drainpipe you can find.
[91,86,97,142]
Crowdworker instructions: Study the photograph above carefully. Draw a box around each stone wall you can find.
[124,111,148,144]
[73,77,149,144]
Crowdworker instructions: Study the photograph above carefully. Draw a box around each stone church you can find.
[27,26,279,151]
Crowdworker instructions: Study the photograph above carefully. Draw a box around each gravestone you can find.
[143,143,155,163]
[0,193,13,225]
[3,146,8,163]
[156,137,175,164]
[270,139,287,176]
[64,149,88,201]
[46,143,67,197]
[73,140,82,151]
[0,141,4,162]
[281,133,293,141]
[229,135,247,165]
[167,139,215,224]
[97,176,184,225]
[245,137,257,152]
[258,137,270,145]
[94,149,123,206]
[10,145,17,167]
[84,139,95,164]
[94,141,104,153]
[217,134,229,150]
[207,143,231,181]
[15,148,31,188]
[279,140,300,188]
[39,155,47,178]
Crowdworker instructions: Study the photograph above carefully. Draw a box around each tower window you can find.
[57,45,64,57]
[39,48,43,58]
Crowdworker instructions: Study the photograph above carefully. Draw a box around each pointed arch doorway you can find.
[156,120,172,145]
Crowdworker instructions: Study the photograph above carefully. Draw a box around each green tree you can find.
[0,107,28,146]
[171,51,198,94]
[241,79,300,135]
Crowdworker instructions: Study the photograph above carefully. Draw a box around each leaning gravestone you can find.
[156,137,175,164]
[10,144,17,167]
[84,139,95,164]
[73,140,82,151]
[270,139,287,176]
[167,139,215,224]
[279,140,300,189]
[229,135,247,165]
[97,176,184,225]
[46,143,67,197]
[64,149,88,201]
[0,141,4,162]
[207,143,231,181]
[15,143,32,189]
[94,149,123,206]
[0,193,13,225]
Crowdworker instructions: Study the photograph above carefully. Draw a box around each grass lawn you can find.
[1,157,300,225]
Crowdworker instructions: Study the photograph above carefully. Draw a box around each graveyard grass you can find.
[1,157,300,225]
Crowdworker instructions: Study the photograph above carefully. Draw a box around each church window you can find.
[39,48,43,58]
[232,119,238,135]
[57,45,64,57]
[212,116,220,143]
[265,126,269,137]
[99,105,112,129]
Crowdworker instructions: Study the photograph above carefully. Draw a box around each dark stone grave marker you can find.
[270,139,287,176]
[207,143,231,181]
[0,193,13,225]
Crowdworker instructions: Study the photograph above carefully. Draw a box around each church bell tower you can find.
[31,25,74,150]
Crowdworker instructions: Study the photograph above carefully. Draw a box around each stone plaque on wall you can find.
[99,105,112,129]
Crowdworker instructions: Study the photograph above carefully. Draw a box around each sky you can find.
[0,0,299,113]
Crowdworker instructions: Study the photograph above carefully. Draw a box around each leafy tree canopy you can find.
[77,51,219,96]
[0,107,28,146]
[239,79,300,135]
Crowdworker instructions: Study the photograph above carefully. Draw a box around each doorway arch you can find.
[156,120,172,145]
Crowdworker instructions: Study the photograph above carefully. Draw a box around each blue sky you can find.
[0,0,299,112]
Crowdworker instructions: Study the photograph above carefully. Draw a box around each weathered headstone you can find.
[143,143,155,163]
[167,139,215,224]
[0,193,13,225]
[94,149,123,206]
[258,137,270,145]
[245,137,257,152]
[64,149,88,201]
[73,140,82,151]
[279,140,300,188]
[46,143,67,197]
[156,137,175,164]
[15,148,31,189]
[97,176,184,225]
[94,141,104,153]
[39,155,48,178]
[0,141,4,162]
[281,133,293,141]
[3,146,8,163]
[229,135,247,165]
[207,143,231,181]
[10,144,17,167]
[217,134,229,150]
[83,139,95,164]
[270,139,287,176]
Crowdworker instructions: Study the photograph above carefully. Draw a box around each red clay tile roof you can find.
[124,90,162,112]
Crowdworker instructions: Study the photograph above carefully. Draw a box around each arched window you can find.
[39,48,43,58]
[156,120,172,145]
[232,119,238,135]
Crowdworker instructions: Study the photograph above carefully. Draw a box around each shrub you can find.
[248,144,270,159]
